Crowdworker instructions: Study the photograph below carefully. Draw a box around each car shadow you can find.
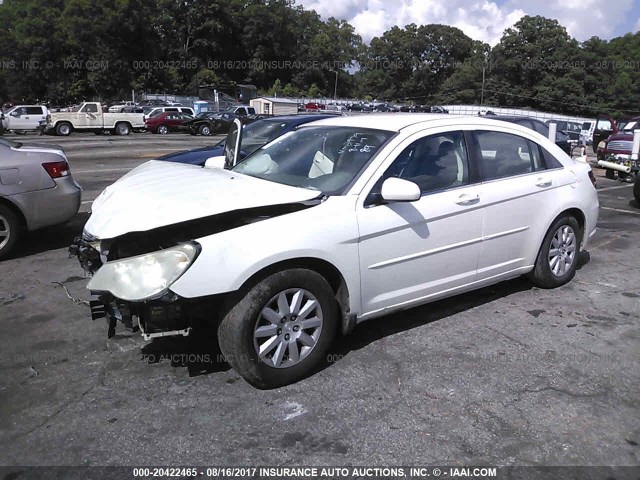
[136,252,593,383]
[327,277,534,363]
[4,212,89,260]
[140,330,231,377]
[323,254,591,374]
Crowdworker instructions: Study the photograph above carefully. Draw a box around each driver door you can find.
[356,129,483,315]
[78,103,102,128]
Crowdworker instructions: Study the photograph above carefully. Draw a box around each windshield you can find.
[232,126,394,195]
[622,121,637,131]
[0,137,22,148]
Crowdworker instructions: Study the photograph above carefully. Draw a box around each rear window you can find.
[475,131,546,180]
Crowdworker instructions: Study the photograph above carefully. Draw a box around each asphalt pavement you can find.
[0,133,638,468]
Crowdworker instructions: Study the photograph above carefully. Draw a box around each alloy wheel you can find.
[548,225,576,276]
[253,288,323,369]
[0,213,10,250]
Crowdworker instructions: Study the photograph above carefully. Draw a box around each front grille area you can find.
[607,140,633,152]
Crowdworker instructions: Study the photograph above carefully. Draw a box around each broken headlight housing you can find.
[87,242,199,301]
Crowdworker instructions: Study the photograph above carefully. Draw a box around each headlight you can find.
[87,243,199,301]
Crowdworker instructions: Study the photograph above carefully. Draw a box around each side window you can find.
[476,131,544,180]
[166,108,178,112]
[81,104,98,113]
[540,146,564,170]
[26,107,43,115]
[248,107,256,115]
[383,131,470,194]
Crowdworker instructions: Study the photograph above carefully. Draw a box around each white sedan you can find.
[76,114,599,388]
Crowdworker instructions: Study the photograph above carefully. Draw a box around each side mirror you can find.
[380,177,421,202]
[204,156,225,169]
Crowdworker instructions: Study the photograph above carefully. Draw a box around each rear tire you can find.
[605,169,615,179]
[634,175,640,202]
[218,269,338,389]
[199,124,211,136]
[0,204,21,260]
[527,215,582,289]
[115,122,130,135]
[157,125,168,135]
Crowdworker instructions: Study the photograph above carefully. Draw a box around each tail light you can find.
[42,160,70,178]
[588,169,597,188]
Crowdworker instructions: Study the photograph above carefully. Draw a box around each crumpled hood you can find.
[85,160,320,239]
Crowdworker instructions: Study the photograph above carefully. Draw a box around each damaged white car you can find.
[71,114,599,388]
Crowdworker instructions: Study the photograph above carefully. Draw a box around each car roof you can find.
[300,113,554,132]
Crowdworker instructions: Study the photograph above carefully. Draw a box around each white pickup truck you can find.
[44,102,145,136]
[1,105,48,133]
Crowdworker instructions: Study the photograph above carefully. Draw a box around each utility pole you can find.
[329,69,338,100]
[481,66,485,105]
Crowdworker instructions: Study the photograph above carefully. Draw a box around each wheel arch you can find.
[560,207,586,245]
[235,257,356,335]
[0,196,27,228]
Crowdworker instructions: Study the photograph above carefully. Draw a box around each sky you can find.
[296,0,640,45]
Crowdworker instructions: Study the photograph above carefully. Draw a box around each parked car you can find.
[108,101,138,113]
[0,137,81,258]
[145,111,194,134]
[161,114,339,166]
[187,111,271,136]
[304,102,325,111]
[43,102,145,136]
[596,116,639,181]
[492,116,572,155]
[143,106,195,120]
[0,105,48,133]
[546,119,582,141]
[72,113,598,388]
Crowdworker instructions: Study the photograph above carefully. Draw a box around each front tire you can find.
[56,122,71,136]
[527,215,582,289]
[218,269,338,389]
[0,204,21,260]
[199,124,211,136]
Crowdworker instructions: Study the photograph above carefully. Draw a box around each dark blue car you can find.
[159,114,339,166]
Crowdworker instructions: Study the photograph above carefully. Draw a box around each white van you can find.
[1,105,48,132]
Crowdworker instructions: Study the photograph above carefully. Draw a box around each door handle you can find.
[535,178,552,188]
[456,194,480,206]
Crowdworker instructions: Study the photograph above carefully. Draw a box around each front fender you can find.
[169,196,363,315]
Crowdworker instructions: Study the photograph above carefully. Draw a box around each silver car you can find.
[0,137,82,258]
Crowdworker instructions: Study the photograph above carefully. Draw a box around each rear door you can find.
[471,128,563,278]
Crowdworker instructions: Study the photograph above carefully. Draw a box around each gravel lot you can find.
[0,133,638,468]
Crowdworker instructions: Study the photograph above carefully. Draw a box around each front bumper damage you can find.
[89,290,192,340]
[69,236,218,339]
